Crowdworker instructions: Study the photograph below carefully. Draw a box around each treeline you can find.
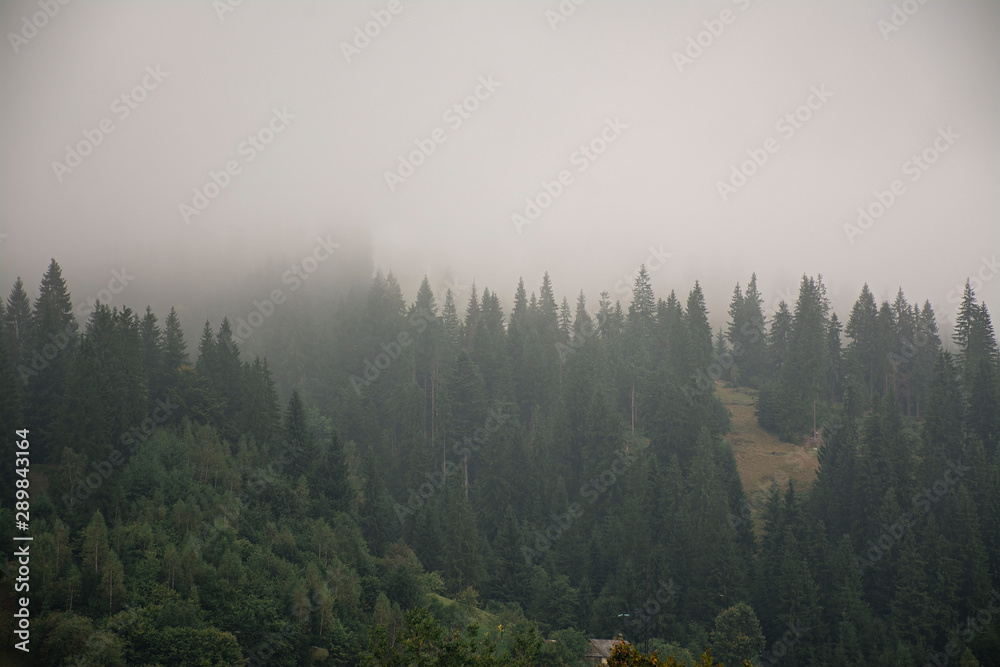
[1,259,998,665]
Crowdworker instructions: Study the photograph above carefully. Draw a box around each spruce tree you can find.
[845,283,879,399]
[28,260,78,454]
[283,389,313,475]
[163,308,188,369]
[685,281,713,375]
[740,273,767,386]
[4,276,34,374]
[767,300,792,376]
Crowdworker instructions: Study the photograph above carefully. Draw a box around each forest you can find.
[1,259,998,666]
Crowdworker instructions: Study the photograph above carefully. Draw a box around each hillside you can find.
[716,380,819,526]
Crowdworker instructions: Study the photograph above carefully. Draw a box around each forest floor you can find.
[715,380,820,530]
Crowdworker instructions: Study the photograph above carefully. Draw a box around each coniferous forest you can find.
[2,259,999,666]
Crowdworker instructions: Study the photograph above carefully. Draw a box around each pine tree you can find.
[845,284,879,400]
[811,389,860,538]
[783,275,830,435]
[767,300,792,376]
[572,291,593,343]
[441,478,485,593]
[874,301,896,395]
[4,277,34,374]
[163,307,189,371]
[28,260,78,454]
[920,352,964,473]
[558,296,572,342]
[826,313,843,402]
[888,533,934,646]
[441,288,461,355]
[967,357,999,451]
[283,389,313,475]
[311,429,354,518]
[726,282,744,351]
[490,506,531,606]
[911,301,942,418]
[196,321,217,377]
[442,351,487,496]
[685,282,713,375]
[538,272,559,341]
[242,356,280,450]
[140,306,164,403]
[463,282,480,347]
[214,318,245,439]
[953,279,977,353]
[740,274,767,386]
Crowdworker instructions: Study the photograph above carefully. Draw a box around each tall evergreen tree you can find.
[283,389,313,474]
[826,313,843,402]
[28,260,78,455]
[920,352,964,475]
[685,282,712,376]
[767,300,793,375]
[845,284,880,399]
[4,276,34,376]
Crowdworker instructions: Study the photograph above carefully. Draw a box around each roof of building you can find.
[585,638,627,658]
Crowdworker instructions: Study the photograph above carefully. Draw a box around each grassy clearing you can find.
[716,381,819,523]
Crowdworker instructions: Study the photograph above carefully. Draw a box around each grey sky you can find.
[1,0,997,336]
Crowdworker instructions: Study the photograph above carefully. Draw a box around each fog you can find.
[2,0,997,337]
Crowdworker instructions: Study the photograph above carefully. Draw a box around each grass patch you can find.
[715,381,819,530]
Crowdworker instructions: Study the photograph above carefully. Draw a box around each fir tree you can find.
[4,276,34,374]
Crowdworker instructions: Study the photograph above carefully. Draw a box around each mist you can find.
[2,0,997,336]
[6,4,1000,663]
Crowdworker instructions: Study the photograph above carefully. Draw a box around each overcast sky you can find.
[1,0,997,334]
